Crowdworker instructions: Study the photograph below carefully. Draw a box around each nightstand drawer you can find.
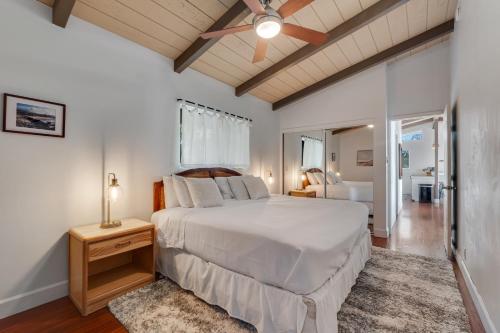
[88,230,152,261]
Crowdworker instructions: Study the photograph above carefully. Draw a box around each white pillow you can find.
[325,172,335,185]
[314,172,325,185]
[242,176,270,200]
[162,176,179,208]
[306,172,318,185]
[227,176,250,200]
[184,178,223,208]
[172,176,194,208]
[214,177,234,199]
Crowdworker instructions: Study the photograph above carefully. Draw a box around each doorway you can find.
[388,113,449,259]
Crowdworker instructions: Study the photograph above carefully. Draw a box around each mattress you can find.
[307,181,373,202]
[152,195,368,295]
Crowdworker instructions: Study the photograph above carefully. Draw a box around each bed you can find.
[152,168,371,333]
[304,168,374,215]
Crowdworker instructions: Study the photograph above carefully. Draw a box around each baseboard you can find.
[373,227,388,238]
[0,280,68,319]
[456,254,497,333]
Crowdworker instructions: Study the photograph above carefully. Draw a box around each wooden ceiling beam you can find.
[52,0,76,28]
[174,1,251,73]
[235,0,409,97]
[403,117,443,129]
[331,125,366,135]
[273,20,454,111]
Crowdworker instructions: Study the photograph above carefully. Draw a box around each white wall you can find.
[450,0,500,331]
[387,41,450,119]
[401,123,436,194]
[279,65,388,237]
[337,127,374,182]
[0,0,280,318]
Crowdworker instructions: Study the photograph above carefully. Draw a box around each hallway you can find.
[373,196,446,259]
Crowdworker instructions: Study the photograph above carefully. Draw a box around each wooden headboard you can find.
[302,168,323,188]
[153,167,242,212]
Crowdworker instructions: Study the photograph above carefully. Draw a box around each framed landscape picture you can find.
[357,149,373,166]
[3,94,65,138]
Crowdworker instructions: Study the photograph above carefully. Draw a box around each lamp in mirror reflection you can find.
[268,170,274,184]
[298,172,306,190]
[101,173,123,229]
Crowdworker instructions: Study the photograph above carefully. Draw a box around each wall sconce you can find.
[268,170,274,184]
[101,173,123,229]
[367,124,374,128]
[335,172,341,177]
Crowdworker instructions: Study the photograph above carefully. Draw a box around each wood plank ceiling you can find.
[39,0,457,105]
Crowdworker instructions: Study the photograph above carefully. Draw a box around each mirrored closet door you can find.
[283,130,325,198]
[283,124,375,217]
[324,125,375,216]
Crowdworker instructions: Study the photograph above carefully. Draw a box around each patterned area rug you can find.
[109,247,470,332]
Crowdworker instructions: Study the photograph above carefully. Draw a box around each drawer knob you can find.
[115,240,131,248]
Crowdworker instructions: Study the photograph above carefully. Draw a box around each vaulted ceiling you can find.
[39,0,456,109]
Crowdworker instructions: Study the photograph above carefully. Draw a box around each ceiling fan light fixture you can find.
[254,14,282,39]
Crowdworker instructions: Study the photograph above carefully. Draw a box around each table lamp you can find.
[101,173,123,229]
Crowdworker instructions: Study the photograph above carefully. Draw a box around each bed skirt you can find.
[157,230,371,333]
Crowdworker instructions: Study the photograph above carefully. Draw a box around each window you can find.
[402,130,423,142]
[301,136,323,168]
[179,100,250,168]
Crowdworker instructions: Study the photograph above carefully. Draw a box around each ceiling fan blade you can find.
[281,23,328,45]
[243,0,266,14]
[253,38,268,63]
[277,0,314,18]
[200,24,253,39]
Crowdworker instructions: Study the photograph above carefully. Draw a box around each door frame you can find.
[388,109,452,255]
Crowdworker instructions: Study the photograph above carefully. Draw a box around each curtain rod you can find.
[301,135,322,142]
[177,99,252,122]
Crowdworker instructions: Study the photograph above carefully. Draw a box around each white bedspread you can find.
[152,195,368,295]
[307,181,373,202]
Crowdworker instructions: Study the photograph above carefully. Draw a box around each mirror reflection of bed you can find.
[283,125,375,220]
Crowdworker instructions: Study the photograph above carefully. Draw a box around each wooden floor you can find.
[0,198,485,333]
[372,196,446,259]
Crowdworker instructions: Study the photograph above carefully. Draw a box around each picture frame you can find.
[356,149,373,166]
[402,149,410,169]
[3,94,66,138]
[399,144,403,179]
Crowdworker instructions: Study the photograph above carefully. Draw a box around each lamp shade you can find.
[109,183,122,202]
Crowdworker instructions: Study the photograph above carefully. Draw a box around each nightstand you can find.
[289,189,316,198]
[68,219,155,315]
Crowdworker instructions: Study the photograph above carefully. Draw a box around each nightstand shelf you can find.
[87,263,151,303]
[69,219,155,315]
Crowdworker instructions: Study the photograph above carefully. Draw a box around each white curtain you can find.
[302,137,323,168]
[180,101,250,168]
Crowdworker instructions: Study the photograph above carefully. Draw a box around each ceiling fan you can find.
[200,0,328,63]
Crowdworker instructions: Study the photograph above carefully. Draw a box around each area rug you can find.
[108,247,470,333]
